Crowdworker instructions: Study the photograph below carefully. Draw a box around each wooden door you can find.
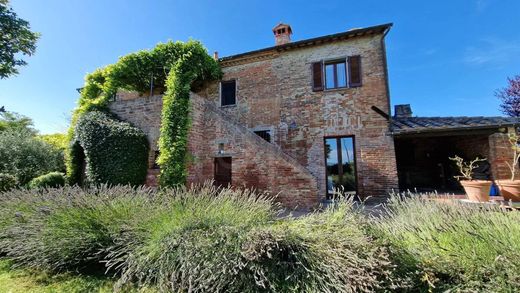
[214,157,232,187]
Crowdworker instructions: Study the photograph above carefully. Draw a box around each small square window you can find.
[221,80,236,106]
[324,60,347,90]
[254,130,272,143]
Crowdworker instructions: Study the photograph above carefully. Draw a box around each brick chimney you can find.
[273,23,292,46]
[394,104,413,118]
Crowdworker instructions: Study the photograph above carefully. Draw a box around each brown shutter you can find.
[312,62,324,91]
[348,56,362,87]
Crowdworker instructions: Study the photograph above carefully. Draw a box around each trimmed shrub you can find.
[0,173,17,192]
[372,193,520,292]
[0,130,63,185]
[28,172,65,189]
[70,111,149,186]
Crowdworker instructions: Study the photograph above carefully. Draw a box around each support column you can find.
[488,133,515,180]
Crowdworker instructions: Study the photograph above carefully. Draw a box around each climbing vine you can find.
[66,40,221,186]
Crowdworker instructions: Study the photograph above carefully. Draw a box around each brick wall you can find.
[108,32,399,207]
[488,133,517,180]
[188,93,319,209]
[197,33,398,198]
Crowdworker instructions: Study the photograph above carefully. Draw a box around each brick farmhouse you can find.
[109,23,519,209]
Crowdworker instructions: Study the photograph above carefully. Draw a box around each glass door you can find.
[325,136,357,199]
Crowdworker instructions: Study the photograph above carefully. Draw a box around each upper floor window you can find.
[325,60,347,89]
[312,55,362,91]
[220,80,236,106]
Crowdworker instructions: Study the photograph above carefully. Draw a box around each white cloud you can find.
[464,38,520,68]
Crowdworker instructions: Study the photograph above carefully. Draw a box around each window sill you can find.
[322,87,358,93]
[220,104,237,108]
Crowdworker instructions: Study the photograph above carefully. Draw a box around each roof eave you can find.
[219,23,392,65]
[392,123,517,136]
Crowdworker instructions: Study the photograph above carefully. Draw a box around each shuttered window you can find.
[220,80,236,106]
[312,62,324,91]
[348,56,362,87]
[324,60,347,89]
[312,56,363,90]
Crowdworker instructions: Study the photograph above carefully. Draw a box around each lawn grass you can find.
[0,259,114,293]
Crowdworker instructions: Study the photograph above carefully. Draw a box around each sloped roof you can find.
[391,116,520,135]
[219,23,392,64]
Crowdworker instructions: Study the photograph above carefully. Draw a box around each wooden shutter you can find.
[312,62,324,91]
[348,56,362,87]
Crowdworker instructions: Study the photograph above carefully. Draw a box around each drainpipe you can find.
[381,25,393,134]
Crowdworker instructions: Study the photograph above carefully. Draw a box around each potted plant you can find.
[449,155,491,202]
[496,133,520,202]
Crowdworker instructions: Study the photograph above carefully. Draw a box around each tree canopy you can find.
[0,109,36,134]
[0,0,39,78]
[496,75,520,117]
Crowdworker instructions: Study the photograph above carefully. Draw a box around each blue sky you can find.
[1,0,519,134]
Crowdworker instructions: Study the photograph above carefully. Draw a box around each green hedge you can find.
[69,111,149,186]
[28,172,66,189]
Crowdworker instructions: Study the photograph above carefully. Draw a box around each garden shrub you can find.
[0,130,63,185]
[28,172,65,189]
[372,193,520,292]
[109,186,277,292]
[0,184,402,292]
[71,111,149,186]
[237,205,399,293]
[0,173,17,192]
[0,185,161,272]
[67,40,221,187]
[38,133,68,151]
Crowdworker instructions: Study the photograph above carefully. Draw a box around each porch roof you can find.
[391,116,520,136]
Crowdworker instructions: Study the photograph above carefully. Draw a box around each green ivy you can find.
[158,43,221,186]
[71,111,148,186]
[66,40,221,187]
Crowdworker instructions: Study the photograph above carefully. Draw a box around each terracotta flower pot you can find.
[460,180,491,202]
[496,180,520,202]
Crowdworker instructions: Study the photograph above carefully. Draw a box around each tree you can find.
[39,133,67,150]
[0,109,36,134]
[0,130,64,185]
[496,75,520,117]
[0,0,40,78]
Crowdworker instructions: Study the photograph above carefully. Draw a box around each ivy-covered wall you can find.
[66,40,221,187]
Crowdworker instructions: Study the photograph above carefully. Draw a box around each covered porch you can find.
[391,111,519,193]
